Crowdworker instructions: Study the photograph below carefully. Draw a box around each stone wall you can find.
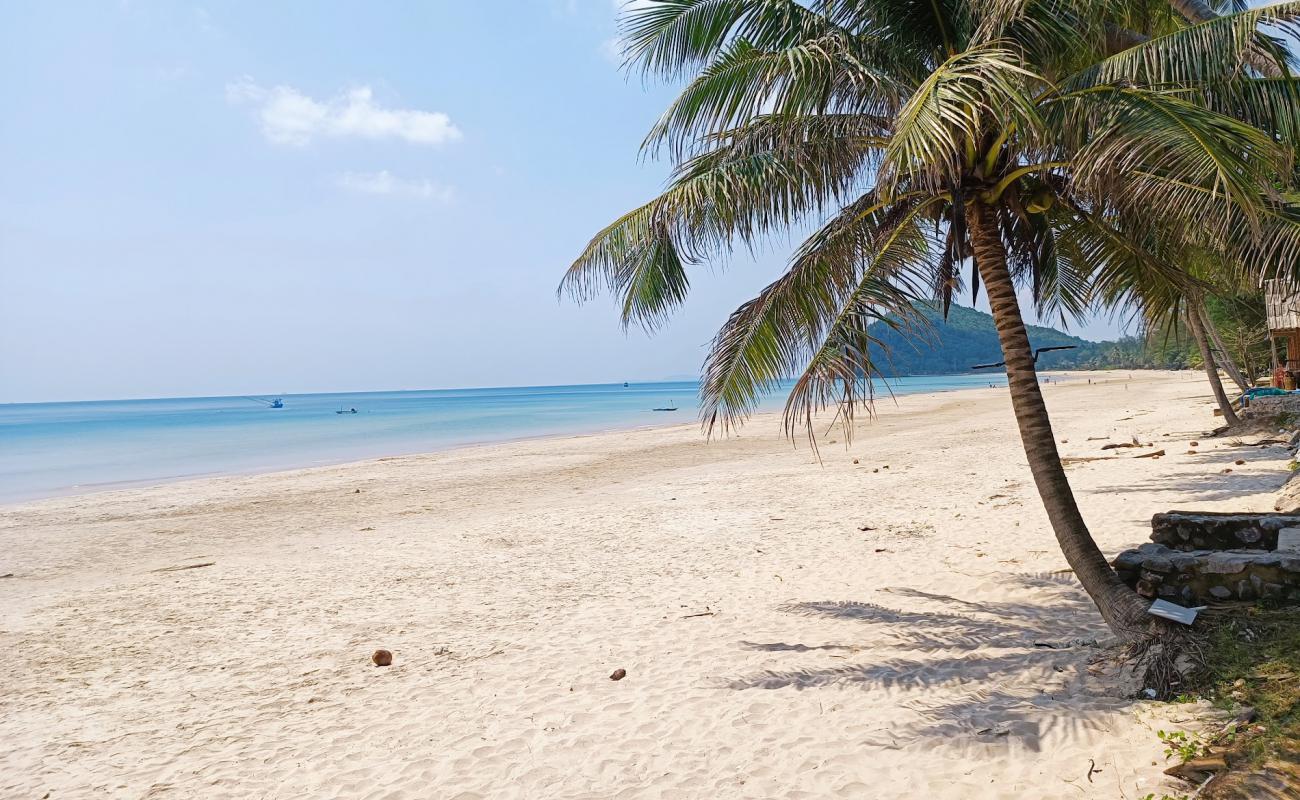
[1151,511,1300,551]
[1113,512,1300,605]
[1243,394,1300,418]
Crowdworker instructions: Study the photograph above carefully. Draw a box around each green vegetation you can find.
[866,303,1190,375]
[865,297,1276,377]
[1140,610,1300,796]
[1193,609,1300,764]
[1157,728,1210,763]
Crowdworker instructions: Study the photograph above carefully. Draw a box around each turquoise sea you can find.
[0,375,1003,503]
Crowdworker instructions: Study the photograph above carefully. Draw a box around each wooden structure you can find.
[1266,279,1300,373]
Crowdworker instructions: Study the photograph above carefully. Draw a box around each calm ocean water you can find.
[0,375,1003,503]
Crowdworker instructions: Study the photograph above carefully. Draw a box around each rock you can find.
[1201,553,1249,574]
[1144,556,1174,573]
[1190,441,1200,447]
[372,649,393,667]
[1113,549,1146,570]
[1209,586,1234,599]
[1279,527,1300,553]
[1276,473,1300,513]
[1236,527,1263,545]
[1236,459,1246,466]
[610,668,627,681]
[1261,582,1287,599]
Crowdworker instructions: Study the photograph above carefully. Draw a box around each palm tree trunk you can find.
[1186,298,1241,425]
[1166,0,1218,22]
[1199,304,1250,392]
[966,203,1151,639]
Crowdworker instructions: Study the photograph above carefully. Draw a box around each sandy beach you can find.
[1,370,1288,799]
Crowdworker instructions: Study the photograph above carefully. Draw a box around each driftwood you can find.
[1164,755,1228,783]
[1134,449,1166,459]
[151,562,215,573]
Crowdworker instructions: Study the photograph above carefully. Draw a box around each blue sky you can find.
[0,0,1128,403]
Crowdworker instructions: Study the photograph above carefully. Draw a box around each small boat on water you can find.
[652,402,678,411]
[336,408,358,415]
[244,396,285,409]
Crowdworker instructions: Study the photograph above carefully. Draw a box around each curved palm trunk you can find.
[1186,299,1241,425]
[1166,0,1218,22]
[1200,305,1250,392]
[966,203,1151,639]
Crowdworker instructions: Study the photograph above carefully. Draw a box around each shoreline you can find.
[1,371,1069,508]
[3,369,1250,799]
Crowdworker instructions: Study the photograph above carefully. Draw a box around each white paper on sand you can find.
[1147,599,1204,625]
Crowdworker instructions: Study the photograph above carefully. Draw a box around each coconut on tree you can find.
[563,0,1300,641]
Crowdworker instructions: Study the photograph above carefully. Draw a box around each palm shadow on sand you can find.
[729,574,1140,753]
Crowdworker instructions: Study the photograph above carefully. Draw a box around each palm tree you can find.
[563,0,1300,640]
[1188,293,1242,424]
[1202,305,1252,394]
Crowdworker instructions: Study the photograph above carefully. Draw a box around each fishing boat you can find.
[244,396,285,409]
[336,408,358,415]
[651,401,678,411]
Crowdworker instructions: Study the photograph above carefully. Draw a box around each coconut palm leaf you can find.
[620,0,842,78]
[643,31,909,156]
[561,132,878,329]
[700,190,942,432]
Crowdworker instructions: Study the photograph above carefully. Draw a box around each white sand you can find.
[1,371,1286,799]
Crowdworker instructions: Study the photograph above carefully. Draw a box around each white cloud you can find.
[335,171,455,203]
[599,36,625,65]
[603,1,653,63]
[227,79,461,147]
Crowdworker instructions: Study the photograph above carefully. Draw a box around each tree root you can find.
[1121,622,1209,699]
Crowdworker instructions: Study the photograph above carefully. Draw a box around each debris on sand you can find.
[151,562,215,573]
[372,649,393,667]
[609,668,627,681]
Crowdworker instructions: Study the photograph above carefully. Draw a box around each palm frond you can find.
[1064,0,1300,88]
[643,31,909,156]
[881,45,1045,191]
[701,191,943,436]
[620,0,838,79]
[561,129,878,329]
[1061,87,1287,227]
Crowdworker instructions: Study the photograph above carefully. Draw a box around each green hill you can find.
[866,304,1184,374]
